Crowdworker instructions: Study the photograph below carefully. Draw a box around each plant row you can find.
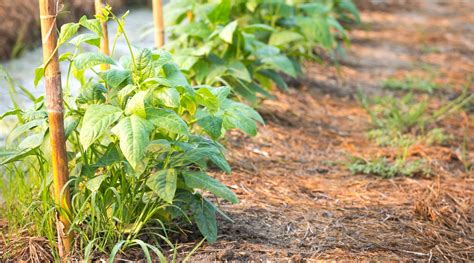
[0,0,359,260]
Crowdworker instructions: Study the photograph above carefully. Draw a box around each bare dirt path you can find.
[185,1,474,261]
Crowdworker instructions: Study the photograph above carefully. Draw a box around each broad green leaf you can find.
[79,16,102,36]
[98,69,131,88]
[117,85,136,106]
[209,152,231,174]
[134,48,153,80]
[96,143,122,166]
[269,30,304,47]
[207,0,231,24]
[58,23,80,45]
[80,105,122,150]
[86,175,107,192]
[146,139,171,153]
[146,169,177,203]
[261,55,297,77]
[125,91,147,118]
[223,112,257,136]
[69,33,100,47]
[196,88,219,111]
[197,115,222,139]
[112,115,153,172]
[227,60,251,82]
[152,88,180,108]
[219,20,238,44]
[183,171,237,204]
[146,108,189,138]
[163,63,190,88]
[190,197,217,243]
[74,52,115,70]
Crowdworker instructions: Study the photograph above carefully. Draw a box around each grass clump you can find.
[382,75,440,93]
[348,157,430,178]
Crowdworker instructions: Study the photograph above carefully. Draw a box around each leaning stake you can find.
[95,0,110,70]
[39,0,72,258]
[152,0,165,48]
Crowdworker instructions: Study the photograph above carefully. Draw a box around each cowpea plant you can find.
[1,11,262,258]
[231,0,360,63]
[164,0,299,103]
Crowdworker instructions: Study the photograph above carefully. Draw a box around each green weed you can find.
[348,157,430,178]
[382,75,440,93]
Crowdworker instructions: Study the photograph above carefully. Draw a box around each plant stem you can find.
[152,0,165,48]
[38,0,72,259]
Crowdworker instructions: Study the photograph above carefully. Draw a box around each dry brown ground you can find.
[180,1,474,262]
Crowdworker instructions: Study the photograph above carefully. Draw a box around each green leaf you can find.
[58,23,80,45]
[269,30,304,47]
[6,119,46,145]
[86,175,107,192]
[111,115,153,172]
[80,105,122,149]
[146,169,177,203]
[183,171,237,204]
[223,111,257,136]
[207,0,231,24]
[74,52,115,70]
[152,88,180,108]
[146,109,189,138]
[34,66,45,87]
[98,69,130,88]
[261,55,297,77]
[196,88,219,111]
[190,197,217,243]
[197,115,222,139]
[125,91,147,118]
[227,60,251,82]
[19,133,45,150]
[96,143,122,166]
[219,20,238,44]
[134,48,153,80]
[0,148,37,165]
[69,33,100,47]
[163,63,190,88]
[79,16,102,36]
[209,152,231,174]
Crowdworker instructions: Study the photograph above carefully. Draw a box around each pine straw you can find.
[0,224,53,262]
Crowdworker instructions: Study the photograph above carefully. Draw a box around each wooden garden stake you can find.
[95,0,110,70]
[152,0,165,48]
[38,0,72,258]
[187,10,194,22]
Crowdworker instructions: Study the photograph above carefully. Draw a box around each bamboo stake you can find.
[152,0,165,48]
[187,10,194,22]
[95,0,110,70]
[38,0,72,258]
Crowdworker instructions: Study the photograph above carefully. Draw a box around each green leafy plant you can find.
[1,10,263,259]
[163,0,359,103]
